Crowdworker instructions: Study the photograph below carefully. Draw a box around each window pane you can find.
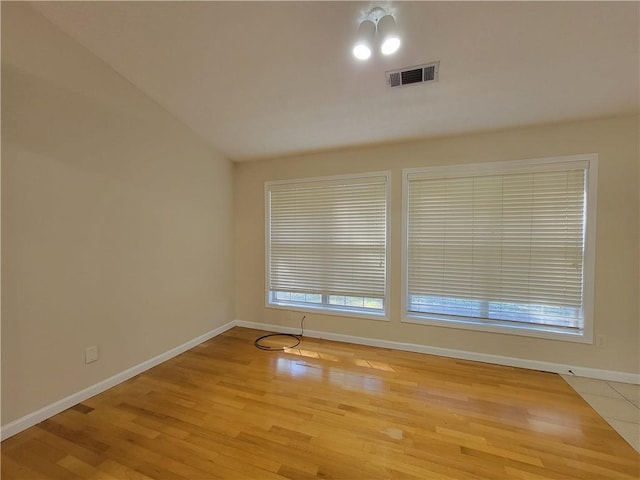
[275,291,291,301]
[329,295,346,306]
[345,296,364,307]
[364,298,384,310]
[291,292,306,302]
[305,293,322,304]
[272,291,383,312]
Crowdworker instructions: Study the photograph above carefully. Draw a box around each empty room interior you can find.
[1,1,639,479]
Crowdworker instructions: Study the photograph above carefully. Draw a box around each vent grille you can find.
[386,62,439,88]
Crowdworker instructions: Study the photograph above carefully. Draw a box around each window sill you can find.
[402,313,591,343]
[266,302,390,322]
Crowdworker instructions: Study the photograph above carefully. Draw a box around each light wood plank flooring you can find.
[2,327,638,479]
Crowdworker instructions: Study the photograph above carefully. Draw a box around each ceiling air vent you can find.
[386,61,439,88]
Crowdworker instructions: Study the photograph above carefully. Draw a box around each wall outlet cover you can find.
[85,346,98,363]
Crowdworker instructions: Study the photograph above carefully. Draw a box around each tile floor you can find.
[561,374,640,452]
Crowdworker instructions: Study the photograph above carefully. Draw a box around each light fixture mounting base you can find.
[368,7,387,24]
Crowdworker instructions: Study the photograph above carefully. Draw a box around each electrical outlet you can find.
[85,346,98,363]
[596,334,606,348]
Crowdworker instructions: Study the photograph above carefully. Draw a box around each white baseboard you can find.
[0,321,236,441]
[4,318,637,441]
[235,320,640,385]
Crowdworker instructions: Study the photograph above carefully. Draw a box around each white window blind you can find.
[267,174,388,314]
[405,160,590,330]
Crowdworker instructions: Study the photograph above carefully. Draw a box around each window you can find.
[266,172,389,318]
[403,155,596,341]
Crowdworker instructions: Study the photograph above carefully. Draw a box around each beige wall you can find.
[1,3,235,424]
[235,115,640,375]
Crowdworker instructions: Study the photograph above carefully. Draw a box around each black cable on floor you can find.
[254,316,305,351]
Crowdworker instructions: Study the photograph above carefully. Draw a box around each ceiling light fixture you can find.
[352,19,376,60]
[378,15,401,55]
[352,7,401,60]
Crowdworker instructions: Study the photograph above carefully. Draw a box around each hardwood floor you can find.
[2,326,638,479]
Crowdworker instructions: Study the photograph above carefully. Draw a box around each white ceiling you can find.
[31,1,639,162]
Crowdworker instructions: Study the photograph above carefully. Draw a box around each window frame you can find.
[265,171,391,321]
[401,154,597,343]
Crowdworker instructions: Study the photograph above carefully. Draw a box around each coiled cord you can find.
[254,315,306,351]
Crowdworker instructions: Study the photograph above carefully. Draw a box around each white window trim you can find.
[265,171,391,321]
[401,154,597,343]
